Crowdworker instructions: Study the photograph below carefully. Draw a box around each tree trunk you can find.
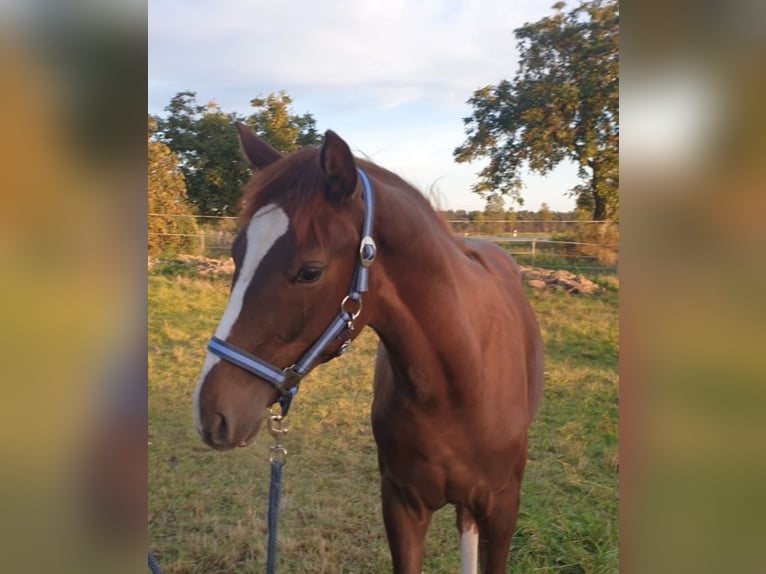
[588,159,607,221]
[593,192,606,221]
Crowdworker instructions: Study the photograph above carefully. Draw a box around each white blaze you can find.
[193,204,289,430]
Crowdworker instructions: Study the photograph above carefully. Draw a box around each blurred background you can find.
[621,1,766,572]
[0,0,764,572]
[0,1,146,572]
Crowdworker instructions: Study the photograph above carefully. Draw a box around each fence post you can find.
[531,239,536,266]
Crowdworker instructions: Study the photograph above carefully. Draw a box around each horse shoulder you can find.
[459,237,544,421]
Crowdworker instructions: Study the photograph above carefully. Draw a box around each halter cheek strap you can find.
[207,167,376,416]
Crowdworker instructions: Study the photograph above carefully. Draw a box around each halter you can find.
[207,167,376,416]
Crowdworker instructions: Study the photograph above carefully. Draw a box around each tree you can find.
[484,194,507,234]
[539,202,554,233]
[154,92,248,215]
[147,116,200,255]
[454,0,619,221]
[246,91,322,153]
[470,210,486,235]
[155,91,322,215]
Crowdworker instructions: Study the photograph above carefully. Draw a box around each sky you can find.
[148,0,580,213]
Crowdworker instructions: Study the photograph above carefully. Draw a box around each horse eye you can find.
[295,265,324,284]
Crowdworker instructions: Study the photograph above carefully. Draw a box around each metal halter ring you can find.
[269,445,287,464]
[267,408,289,438]
[340,295,362,320]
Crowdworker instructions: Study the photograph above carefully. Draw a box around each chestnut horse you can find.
[193,124,544,573]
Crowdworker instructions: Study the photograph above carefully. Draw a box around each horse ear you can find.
[234,122,282,168]
[320,130,358,203]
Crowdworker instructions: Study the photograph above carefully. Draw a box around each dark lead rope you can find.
[148,550,164,574]
[266,459,284,574]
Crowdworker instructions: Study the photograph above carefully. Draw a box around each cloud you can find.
[149,0,547,112]
[149,0,579,211]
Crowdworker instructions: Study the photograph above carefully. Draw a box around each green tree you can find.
[154,93,248,215]
[539,202,554,233]
[470,210,486,235]
[246,91,322,153]
[147,116,200,255]
[454,0,619,221]
[155,91,322,215]
[484,193,506,234]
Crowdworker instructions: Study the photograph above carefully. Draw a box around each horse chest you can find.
[371,338,528,506]
[371,402,498,506]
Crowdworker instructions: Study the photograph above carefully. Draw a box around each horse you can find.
[193,123,544,574]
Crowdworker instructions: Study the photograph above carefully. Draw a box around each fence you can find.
[149,214,619,274]
[445,218,619,235]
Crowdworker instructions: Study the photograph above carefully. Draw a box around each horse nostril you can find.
[202,413,229,447]
[215,413,228,445]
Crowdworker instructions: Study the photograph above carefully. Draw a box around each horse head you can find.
[193,124,370,450]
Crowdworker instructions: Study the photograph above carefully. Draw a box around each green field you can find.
[149,264,618,573]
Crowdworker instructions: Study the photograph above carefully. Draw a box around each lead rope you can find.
[266,406,289,574]
[148,550,164,574]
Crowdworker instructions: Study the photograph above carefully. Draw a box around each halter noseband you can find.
[206,167,376,415]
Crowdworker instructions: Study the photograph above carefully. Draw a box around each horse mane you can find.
[239,147,460,249]
[356,160,460,245]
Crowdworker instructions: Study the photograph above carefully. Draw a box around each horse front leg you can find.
[380,475,432,574]
[476,484,521,574]
[456,505,479,574]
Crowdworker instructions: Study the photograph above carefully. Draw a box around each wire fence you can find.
[148,214,619,274]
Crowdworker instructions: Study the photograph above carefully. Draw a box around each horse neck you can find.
[364,173,480,398]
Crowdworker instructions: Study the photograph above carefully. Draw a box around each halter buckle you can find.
[359,236,376,268]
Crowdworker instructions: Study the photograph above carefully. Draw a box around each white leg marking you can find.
[193,204,289,431]
[460,524,479,574]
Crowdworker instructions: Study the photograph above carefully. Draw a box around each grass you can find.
[149,266,618,573]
